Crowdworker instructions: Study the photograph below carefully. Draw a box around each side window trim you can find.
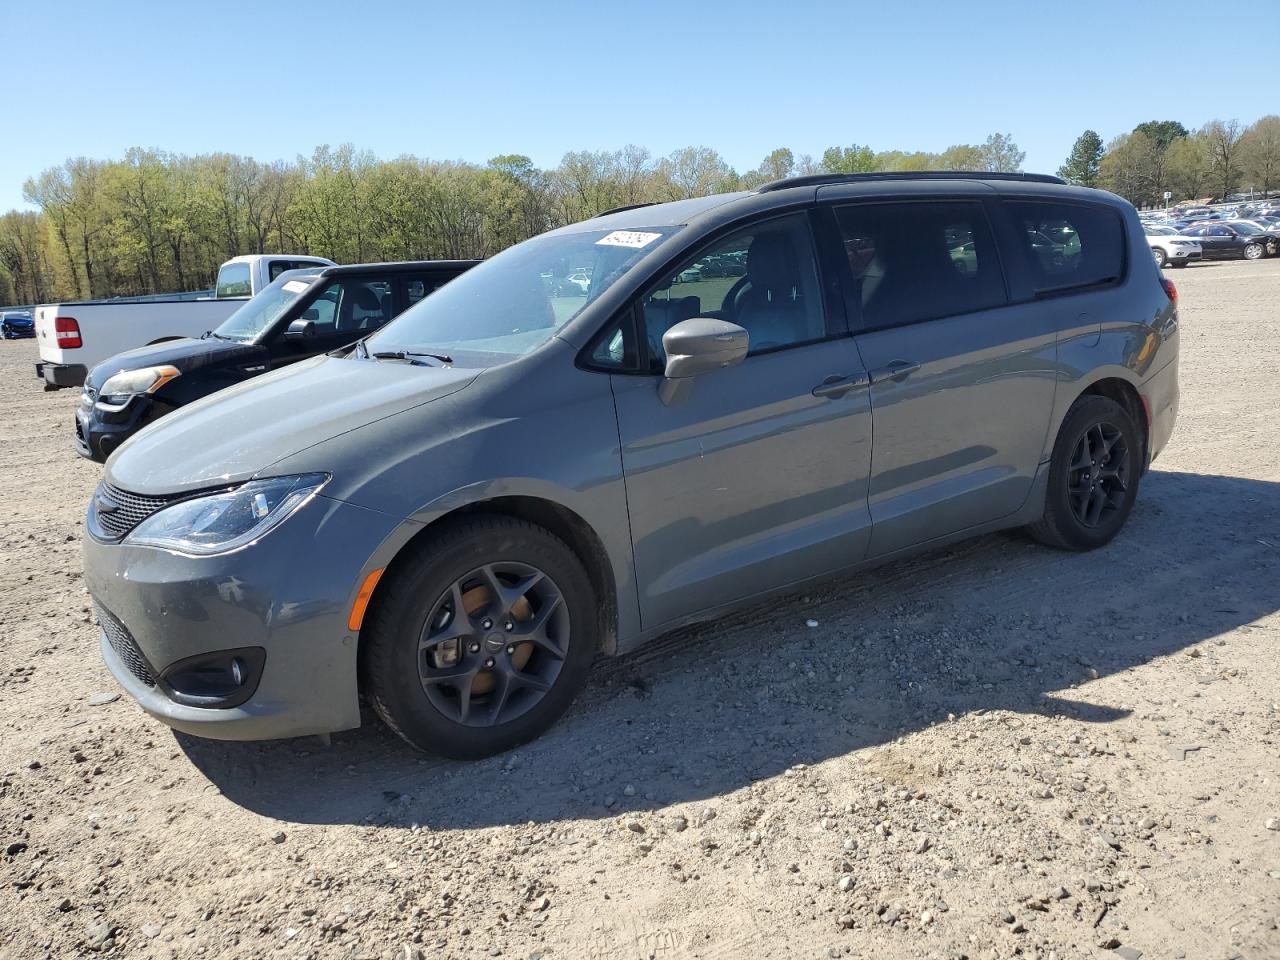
[827,197,1012,335]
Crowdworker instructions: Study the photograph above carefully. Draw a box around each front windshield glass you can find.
[214,272,318,340]
[365,226,681,362]
[1231,221,1263,235]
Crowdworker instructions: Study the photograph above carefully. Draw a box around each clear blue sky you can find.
[3,0,1273,210]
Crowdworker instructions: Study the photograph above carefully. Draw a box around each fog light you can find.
[158,647,265,708]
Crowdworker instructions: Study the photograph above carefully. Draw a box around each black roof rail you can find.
[593,202,657,218]
[756,171,1066,193]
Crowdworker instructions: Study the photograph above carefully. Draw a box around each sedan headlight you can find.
[125,474,328,555]
[99,365,181,403]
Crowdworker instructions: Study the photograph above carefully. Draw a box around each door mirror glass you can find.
[662,318,749,379]
[284,318,315,341]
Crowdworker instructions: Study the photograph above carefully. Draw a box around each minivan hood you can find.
[86,337,257,389]
[105,354,480,495]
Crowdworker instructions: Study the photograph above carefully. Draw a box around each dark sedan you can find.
[1179,222,1277,260]
[1,310,35,338]
[76,260,478,462]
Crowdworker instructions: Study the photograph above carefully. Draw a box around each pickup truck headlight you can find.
[125,474,328,555]
[99,365,181,402]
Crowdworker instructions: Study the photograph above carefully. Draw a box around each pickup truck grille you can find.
[95,602,156,687]
[94,483,177,540]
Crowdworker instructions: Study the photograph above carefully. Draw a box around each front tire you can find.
[362,515,598,759]
[1243,242,1264,260]
[1027,395,1141,551]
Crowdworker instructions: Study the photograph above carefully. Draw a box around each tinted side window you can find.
[641,213,826,371]
[403,275,448,308]
[1005,200,1124,294]
[833,201,1006,329]
[317,279,393,337]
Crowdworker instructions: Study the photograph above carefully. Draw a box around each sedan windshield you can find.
[215,271,320,341]
[1230,221,1264,235]
[365,226,681,362]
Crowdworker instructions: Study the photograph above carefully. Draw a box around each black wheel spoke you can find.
[515,595,566,659]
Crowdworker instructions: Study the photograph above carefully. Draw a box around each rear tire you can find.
[1027,395,1141,551]
[362,515,598,759]
[1151,247,1167,268]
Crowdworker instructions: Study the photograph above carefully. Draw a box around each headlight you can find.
[125,474,328,555]
[99,365,181,402]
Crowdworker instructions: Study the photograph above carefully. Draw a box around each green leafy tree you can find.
[1241,116,1280,196]
[1057,130,1104,186]
[821,144,878,174]
[978,133,1025,173]
[1132,121,1188,151]
[1202,119,1245,200]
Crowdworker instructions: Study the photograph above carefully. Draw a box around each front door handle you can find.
[868,360,922,384]
[811,373,868,398]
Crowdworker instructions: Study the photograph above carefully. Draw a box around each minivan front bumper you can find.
[83,493,408,741]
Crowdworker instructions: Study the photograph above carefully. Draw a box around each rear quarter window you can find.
[1006,200,1125,295]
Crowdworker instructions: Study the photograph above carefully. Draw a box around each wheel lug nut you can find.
[468,642,480,654]
[481,618,493,630]
[504,621,514,631]
[506,645,515,655]
[484,657,495,668]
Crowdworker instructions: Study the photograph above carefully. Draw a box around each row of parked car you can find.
[18,171,1182,761]
[1140,201,1280,268]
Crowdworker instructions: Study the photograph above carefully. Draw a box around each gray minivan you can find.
[82,172,1180,759]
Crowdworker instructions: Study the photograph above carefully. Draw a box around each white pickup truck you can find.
[33,254,334,388]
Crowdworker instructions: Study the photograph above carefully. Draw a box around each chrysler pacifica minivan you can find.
[83,172,1179,759]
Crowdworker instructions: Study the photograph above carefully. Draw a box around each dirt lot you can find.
[2,260,1278,960]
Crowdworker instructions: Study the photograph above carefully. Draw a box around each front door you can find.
[606,212,874,629]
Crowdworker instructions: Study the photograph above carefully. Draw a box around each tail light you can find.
[1159,277,1178,307]
[54,316,82,349]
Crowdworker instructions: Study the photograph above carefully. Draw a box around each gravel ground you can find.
[1,259,1278,960]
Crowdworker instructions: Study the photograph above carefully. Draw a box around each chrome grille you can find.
[95,602,156,687]
[94,482,176,540]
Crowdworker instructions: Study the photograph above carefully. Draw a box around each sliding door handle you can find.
[868,360,921,384]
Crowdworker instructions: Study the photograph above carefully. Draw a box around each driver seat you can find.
[736,232,809,351]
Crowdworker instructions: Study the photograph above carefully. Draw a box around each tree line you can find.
[0,134,1021,306]
[0,118,1272,306]
[1058,116,1279,207]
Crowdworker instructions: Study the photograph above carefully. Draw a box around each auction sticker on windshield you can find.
[595,231,662,249]
[283,280,310,293]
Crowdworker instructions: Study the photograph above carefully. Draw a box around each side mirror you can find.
[284,318,315,341]
[662,318,749,379]
[659,318,749,404]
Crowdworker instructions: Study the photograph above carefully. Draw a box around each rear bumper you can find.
[1143,353,1179,466]
[36,361,87,388]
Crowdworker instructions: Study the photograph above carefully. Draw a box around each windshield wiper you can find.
[371,349,453,366]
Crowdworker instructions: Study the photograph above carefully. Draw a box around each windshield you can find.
[1145,226,1175,235]
[1231,221,1263,235]
[365,226,681,362]
[214,271,319,341]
